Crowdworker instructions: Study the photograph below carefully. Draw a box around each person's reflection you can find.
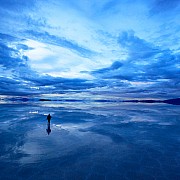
[46,121,51,135]
[46,114,52,135]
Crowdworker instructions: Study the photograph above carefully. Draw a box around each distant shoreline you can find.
[1,97,179,105]
[39,98,180,105]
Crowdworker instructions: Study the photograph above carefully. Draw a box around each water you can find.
[0,101,180,179]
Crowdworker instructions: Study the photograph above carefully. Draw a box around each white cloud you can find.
[24,39,54,61]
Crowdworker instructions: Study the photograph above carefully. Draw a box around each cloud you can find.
[0,33,28,70]
[0,32,100,94]
[0,77,28,95]
[93,61,123,74]
[0,0,37,12]
[118,31,160,59]
[92,31,180,94]
[0,1,179,98]
[24,30,97,58]
[101,0,120,12]
[23,74,100,91]
[150,0,180,14]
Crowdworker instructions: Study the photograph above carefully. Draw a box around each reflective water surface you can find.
[0,102,180,179]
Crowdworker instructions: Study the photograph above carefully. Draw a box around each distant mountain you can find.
[124,98,180,105]
[163,98,180,105]
[37,98,180,105]
[9,97,29,102]
[39,99,52,101]
[136,100,161,103]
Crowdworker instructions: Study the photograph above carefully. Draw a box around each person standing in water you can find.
[46,114,52,135]
[47,114,51,123]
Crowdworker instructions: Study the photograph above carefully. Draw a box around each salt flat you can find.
[0,101,180,180]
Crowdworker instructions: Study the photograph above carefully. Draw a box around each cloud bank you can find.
[0,0,179,99]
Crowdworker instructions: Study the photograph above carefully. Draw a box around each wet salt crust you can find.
[0,102,180,180]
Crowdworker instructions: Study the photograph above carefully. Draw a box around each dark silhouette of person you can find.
[46,114,52,135]
[47,114,51,123]
[46,122,51,135]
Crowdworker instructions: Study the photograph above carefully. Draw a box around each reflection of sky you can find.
[0,103,180,179]
[0,0,180,98]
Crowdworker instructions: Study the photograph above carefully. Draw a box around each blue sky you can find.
[0,0,179,99]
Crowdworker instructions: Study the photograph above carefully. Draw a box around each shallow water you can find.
[0,102,180,180]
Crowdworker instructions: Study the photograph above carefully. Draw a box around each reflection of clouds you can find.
[60,122,94,131]
[18,113,127,165]
[54,124,61,128]
[0,101,180,180]
[158,122,173,126]
[122,116,158,123]
[29,111,39,114]
[1,102,180,169]
[18,121,98,164]
[18,125,70,164]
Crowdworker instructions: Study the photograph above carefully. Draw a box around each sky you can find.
[0,0,180,99]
